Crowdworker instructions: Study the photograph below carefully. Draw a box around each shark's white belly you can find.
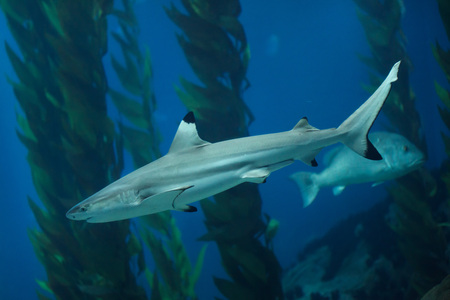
[136,147,292,211]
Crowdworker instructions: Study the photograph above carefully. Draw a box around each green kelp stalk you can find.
[353,0,426,153]
[1,1,147,299]
[431,1,450,297]
[110,0,161,168]
[166,0,283,299]
[435,1,450,156]
[109,1,207,298]
[354,0,448,297]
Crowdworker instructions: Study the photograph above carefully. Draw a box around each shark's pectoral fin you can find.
[242,160,294,183]
[168,185,198,212]
[139,186,193,213]
[174,204,197,212]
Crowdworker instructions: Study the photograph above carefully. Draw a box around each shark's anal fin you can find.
[298,151,321,167]
[242,160,294,183]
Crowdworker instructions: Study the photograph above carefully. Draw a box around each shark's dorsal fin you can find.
[169,112,210,153]
[292,117,319,132]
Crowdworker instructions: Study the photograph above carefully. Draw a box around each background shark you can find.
[66,62,400,223]
[290,131,425,207]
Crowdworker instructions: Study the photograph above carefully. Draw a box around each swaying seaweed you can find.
[353,0,448,297]
[166,0,283,299]
[110,0,161,168]
[427,1,450,298]
[285,2,449,299]
[1,0,148,298]
[1,0,210,298]
[108,1,207,299]
[354,0,426,154]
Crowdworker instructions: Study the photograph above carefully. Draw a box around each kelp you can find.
[166,0,283,299]
[432,0,450,295]
[354,0,448,297]
[140,214,207,299]
[109,0,161,168]
[109,1,206,299]
[354,0,426,154]
[1,0,147,298]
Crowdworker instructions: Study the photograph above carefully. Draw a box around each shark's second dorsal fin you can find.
[292,117,319,132]
[169,112,210,153]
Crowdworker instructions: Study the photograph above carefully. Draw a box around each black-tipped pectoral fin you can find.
[139,185,193,214]
[174,204,197,213]
[170,185,197,212]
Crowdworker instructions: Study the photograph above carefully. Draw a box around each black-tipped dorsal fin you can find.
[292,117,319,132]
[169,112,210,153]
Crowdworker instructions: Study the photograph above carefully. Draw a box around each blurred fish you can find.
[66,62,400,223]
[290,131,425,207]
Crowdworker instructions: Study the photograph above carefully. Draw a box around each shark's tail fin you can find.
[290,172,320,207]
[337,61,401,160]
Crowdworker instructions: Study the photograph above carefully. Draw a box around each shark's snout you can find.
[66,203,90,221]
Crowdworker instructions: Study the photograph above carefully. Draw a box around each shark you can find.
[66,61,400,223]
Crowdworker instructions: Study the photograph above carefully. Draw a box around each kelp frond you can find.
[109,1,206,298]
[167,1,283,299]
[1,0,147,298]
[354,0,448,297]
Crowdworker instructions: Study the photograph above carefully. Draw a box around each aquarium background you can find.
[0,0,448,299]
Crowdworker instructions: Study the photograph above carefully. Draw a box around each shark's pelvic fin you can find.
[242,168,271,183]
[169,112,210,153]
[337,61,400,160]
[242,160,295,183]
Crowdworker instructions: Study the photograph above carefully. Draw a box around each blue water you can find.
[0,1,447,299]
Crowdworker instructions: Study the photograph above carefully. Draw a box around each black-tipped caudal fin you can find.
[337,61,400,160]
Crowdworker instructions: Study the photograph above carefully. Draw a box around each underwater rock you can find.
[282,200,410,300]
[283,242,404,300]
[421,275,450,300]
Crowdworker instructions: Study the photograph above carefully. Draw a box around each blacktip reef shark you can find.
[66,61,401,223]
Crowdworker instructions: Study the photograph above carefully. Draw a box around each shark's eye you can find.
[80,206,87,212]
[403,145,409,152]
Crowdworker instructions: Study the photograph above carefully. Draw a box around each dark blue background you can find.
[0,1,447,299]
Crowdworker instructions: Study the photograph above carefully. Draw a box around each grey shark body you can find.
[66,62,400,223]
